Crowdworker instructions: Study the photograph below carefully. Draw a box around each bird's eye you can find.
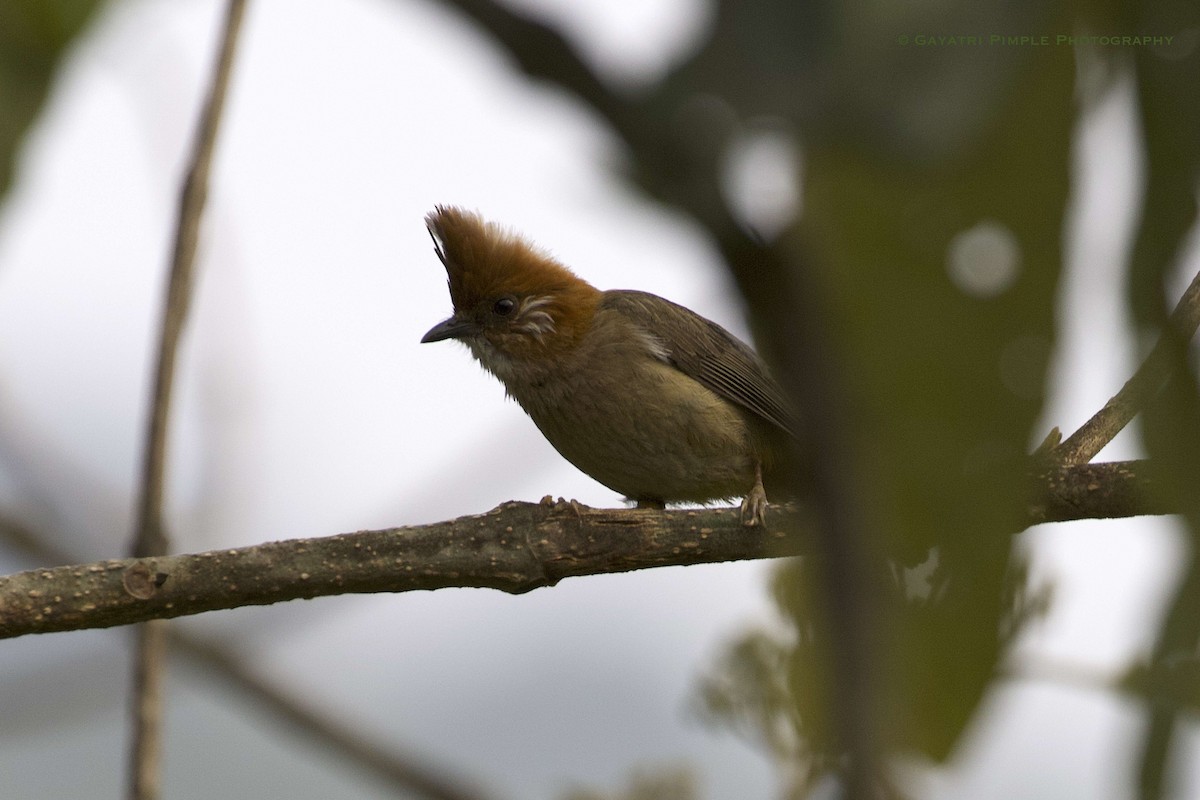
[493,297,516,317]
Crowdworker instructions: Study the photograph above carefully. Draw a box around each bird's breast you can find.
[497,314,762,503]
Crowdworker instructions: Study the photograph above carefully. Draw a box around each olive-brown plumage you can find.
[420,206,796,525]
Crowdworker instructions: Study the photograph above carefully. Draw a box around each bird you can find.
[419,206,798,526]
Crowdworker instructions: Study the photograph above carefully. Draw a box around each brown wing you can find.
[600,290,798,438]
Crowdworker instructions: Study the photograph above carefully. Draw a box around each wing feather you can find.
[600,290,798,438]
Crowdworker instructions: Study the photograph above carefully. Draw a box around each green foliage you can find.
[0,0,102,197]
[669,0,1199,794]
[1129,9,1200,798]
[791,13,1072,770]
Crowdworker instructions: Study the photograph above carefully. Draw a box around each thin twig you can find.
[129,621,168,797]
[1055,268,1200,466]
[132,3,247,558]
[128,2,249,798]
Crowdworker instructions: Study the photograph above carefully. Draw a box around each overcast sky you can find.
[0,1,1195,799]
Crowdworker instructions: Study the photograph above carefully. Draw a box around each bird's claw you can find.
[740,484,768,527]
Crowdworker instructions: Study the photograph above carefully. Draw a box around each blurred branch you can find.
[431,0,738,250]
[433,0,634,132]
[1054,267,1200,466]
[0,464,1174,639]
[1011,655,1200,715]
[128,2,248,798]
[0,512,499,800]
[176,633,498,800]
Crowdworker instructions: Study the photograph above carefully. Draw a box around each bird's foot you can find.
[740,464,768,527]
[541,495,585,519]
[636,498,666,510]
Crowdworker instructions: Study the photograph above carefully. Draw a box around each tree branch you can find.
[128,2,248,797]
[1,500,798,639]
[1054,267,1200,466]
[0,463,1171,640]
[1027,460,1170,525]
[133,0,246,560]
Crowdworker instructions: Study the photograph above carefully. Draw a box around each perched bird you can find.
[420,206,797,525]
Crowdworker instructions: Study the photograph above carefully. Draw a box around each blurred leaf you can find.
[1127,9,1200,330]
[1118,3,1200,799]
[694,623,820,795]
[0,0,103,199]
[1139,382,1200,800]
[561,765,699,800]
[697,556,1053,794]
[675,0,1076,779]
[693,627,803,762]
[779,4,1074,767]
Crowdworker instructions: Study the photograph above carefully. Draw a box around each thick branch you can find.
[1027,460,1170,525]
[0,463,1171,639]
[0,500,797,638]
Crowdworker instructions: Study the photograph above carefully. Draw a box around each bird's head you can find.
[420,206,601,371]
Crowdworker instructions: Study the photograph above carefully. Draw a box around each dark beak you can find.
[421,315,481,343]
